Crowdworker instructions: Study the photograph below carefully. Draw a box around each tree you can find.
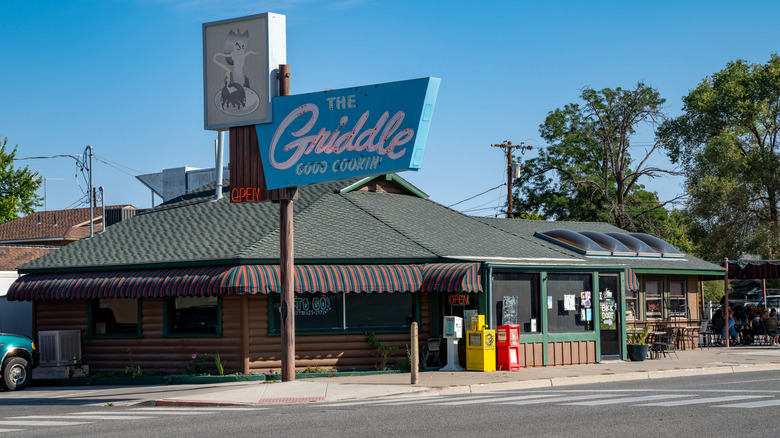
[660,55,780,260]
[0,137,42,223]
[515,83,680,234]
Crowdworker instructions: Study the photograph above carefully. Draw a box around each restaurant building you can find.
[7,174,723,374]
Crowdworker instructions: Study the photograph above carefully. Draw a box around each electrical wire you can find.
[448,183,505,208]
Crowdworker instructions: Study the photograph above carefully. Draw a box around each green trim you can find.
[87,298,142,339]
[621,270,627,360]
[541,271,548,365]
[593,271,601,360]
[546,332,597,342]
[431,292,442,338]
[339,174,429,199]
[633,269,724,276]
[488,263,629,271]
[162,296,222,337]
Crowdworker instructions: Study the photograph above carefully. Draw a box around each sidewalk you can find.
[155,345,780,406]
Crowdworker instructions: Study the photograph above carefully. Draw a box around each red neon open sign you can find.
[448,294,469,306]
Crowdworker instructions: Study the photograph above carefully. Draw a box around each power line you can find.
[448,183,505,208]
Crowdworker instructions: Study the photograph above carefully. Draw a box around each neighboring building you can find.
[0,206,138,336]
[7,175,723,374]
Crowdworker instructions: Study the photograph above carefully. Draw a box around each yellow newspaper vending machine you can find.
[466,314,496,372]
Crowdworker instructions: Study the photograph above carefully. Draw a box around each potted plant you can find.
[626,324,650,361]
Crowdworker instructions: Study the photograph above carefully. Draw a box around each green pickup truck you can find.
[0,333,39,390]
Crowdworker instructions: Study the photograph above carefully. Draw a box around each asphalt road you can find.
[2,370,779,437]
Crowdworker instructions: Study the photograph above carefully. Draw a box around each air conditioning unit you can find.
[38,330,82,366]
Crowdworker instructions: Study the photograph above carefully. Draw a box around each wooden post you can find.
[278,64,296,382]
[411,322,419,384]
[241,294,249,374]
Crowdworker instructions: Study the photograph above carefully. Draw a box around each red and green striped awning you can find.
[8,263,482,301]
[625,267,640,292]
[422,263,482,293]
[698,260,780,281]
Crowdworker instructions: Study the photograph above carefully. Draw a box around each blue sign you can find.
[255,77,440,189]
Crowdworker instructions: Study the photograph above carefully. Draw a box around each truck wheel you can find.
[1,357,31,391]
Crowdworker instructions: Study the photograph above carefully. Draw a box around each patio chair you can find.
[652,327,679,359]
[697,320,712,349]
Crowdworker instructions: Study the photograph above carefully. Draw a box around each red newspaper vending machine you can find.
[496,324,521,371]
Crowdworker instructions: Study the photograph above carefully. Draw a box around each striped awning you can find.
[625,267,640,292]
[8,263,477,301]
[698,260,780,281]
[422,262,482,293]
[224,264,422,295]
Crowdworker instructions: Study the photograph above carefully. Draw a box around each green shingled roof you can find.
[19,175,723,275]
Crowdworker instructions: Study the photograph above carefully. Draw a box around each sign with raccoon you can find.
[203,13,286,130]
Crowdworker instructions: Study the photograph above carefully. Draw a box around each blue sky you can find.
[2,0,779,216]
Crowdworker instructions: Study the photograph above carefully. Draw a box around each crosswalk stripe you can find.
[0,429,23,433]
[498,394,613,405]
[0,420,92,426]
[563,394,691,406]
[131,407,261,411]
[10,415,153,420]
[637,395,761,407]
[716,398,780,408]
[434,394,563,406]
[325,396,449,407]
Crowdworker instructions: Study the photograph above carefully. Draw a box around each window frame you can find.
[666,277,688,319]
[267,292,419,335]
[490,271,541,334]
[87,298,142,339]
[545,272,595,333]
[163,295,222,338]
[644,278,664,320]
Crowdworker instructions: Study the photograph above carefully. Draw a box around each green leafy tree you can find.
[0,137,42,223]
[516,83,680,234]
[660,55,780,259]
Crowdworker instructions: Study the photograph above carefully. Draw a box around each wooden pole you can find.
[278,64,296,382]
[411,322,419,385]
[241,294,249,374]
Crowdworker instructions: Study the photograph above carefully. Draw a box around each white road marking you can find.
[499,394,614,405]
[434,394,563,406]
[638,395,761,406]
[563,394,691,406]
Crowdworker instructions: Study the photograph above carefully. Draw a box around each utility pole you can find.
[491,140,532,218]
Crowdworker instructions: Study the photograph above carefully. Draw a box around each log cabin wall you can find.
[35,298,243,375]
[34,293,433,374]
[246,294,432,372]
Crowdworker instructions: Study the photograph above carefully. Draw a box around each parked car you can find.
[0,333,39,390]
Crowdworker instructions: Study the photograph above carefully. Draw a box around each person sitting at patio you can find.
[764,309,779,345]
[723,308,740,345]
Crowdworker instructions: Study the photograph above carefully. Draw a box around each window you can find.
[547,273,594,332]
[668,279,688,318]
[90,299,140,337]
[645,279,663,319]
[491,272,540,333]
[270,292,413,333]
[165,296,220,336]
[625,288,638,320]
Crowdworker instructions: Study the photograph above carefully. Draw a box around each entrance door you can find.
[598,274,621,358]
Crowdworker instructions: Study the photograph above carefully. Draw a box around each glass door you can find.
[598,274,621,358]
